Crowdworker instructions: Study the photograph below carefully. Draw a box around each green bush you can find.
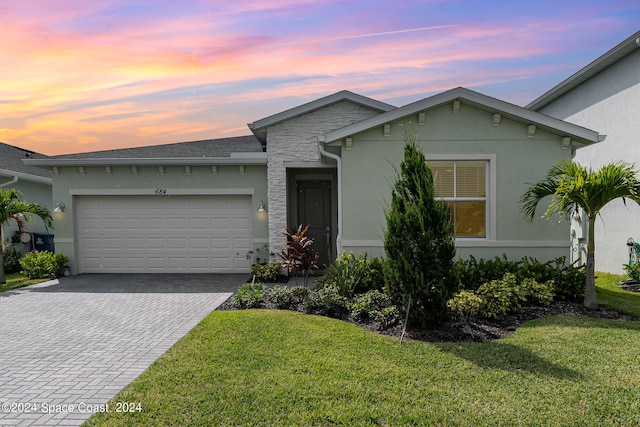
[447,290,484,320]
[349,290,392,321]
[317,251,384,297]
[475,273,525,319]
[521,278,555,306]
[250,263,280,282]
[3,245,22,274]
[304,284,349,317]
[233,283,264,309]
[455,254,584,301]
[348,290,401,330]
[265,285,308,310]
[622,262,640,282]
[19,250,69,279]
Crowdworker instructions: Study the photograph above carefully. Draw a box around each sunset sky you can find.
[1,1,638,156]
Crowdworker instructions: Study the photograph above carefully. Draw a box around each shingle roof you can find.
[0,142,51,179]
[48,135,263,160]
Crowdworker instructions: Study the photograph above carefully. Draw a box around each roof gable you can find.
[527,30,640,111]
[248,90,396,143]
[322,87,603,146]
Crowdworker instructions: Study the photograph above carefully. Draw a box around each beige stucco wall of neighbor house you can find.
[49,164,267,273]
[337,102,572,262]
[265,100,383,255]
[0,179,52,253]
[537,49,640,273]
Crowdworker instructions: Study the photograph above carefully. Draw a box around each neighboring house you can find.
[527,29,640,274]
[0,142,53,252]
[24,87,603,274]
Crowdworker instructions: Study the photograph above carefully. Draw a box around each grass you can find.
[0,272,50,293]
[596,271,640,317]
[85,275,640,427]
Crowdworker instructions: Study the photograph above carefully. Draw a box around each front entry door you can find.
[297,181,332,267]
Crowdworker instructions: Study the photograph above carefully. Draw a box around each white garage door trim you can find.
[76,195,253,273]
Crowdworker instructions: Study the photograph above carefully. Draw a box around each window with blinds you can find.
[429,160,487,237]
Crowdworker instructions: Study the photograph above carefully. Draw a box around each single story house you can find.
[24,87,603,274]
[1,142,53,252]
[527,29,640,273]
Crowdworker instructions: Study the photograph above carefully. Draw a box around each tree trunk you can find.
[584,217,598,309]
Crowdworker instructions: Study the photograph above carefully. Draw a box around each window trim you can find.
[426,154,496,241]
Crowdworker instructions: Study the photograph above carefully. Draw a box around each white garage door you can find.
[77,195,253,273]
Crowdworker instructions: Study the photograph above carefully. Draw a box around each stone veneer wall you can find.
[266,101,381,254]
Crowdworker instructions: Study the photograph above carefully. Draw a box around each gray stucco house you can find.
[1,142,53,252]
[25,87,603,274]
[528,29,640,273]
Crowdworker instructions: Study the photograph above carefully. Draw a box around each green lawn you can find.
[0,272,50,293]
[85,275,640,426]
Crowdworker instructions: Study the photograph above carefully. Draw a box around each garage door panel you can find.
[77,195,253,273]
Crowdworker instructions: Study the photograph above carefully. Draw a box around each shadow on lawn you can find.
[435,341,584,381]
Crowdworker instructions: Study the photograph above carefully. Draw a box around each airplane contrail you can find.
[275,25,457,46]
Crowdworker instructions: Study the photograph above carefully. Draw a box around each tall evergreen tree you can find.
[384,129,457,328]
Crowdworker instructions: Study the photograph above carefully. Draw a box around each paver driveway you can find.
[0,274,243,426]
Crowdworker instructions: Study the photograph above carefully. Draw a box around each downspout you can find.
[317,137,342,256]
[0,176,18,187]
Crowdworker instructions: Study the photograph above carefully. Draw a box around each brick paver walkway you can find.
[0,274,242,426]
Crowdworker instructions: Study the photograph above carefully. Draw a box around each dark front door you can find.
[297,180,332,267]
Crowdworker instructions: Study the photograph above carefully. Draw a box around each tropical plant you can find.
[623,262,640,282]
[0,188,53,284]
[316,251,384,297]
[383,128,458,328]
[520,159,640,309]
[276,224,319,287]
[233,283,264,309]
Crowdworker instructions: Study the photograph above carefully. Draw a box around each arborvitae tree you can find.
[383,129,458,328]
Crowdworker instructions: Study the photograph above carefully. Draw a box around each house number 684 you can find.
[155,188,167,195]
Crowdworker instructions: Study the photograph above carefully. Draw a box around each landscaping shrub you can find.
[384,130,458,328]
[475,273,524,319]
[3,245,22,274]
[349,290,392,321]
[622,262,640,282]
[455,254,585,301]
[250,263,280,282]
[316,251,385,297]
[265,285,308,310]
[304,284,349,317]
[233,283,264,309]
[276,225,320,287]
[19,250,68,279]
[521,277,555,306]
[447,290,484,321]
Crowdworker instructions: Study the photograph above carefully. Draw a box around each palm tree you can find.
[520,159,640,309]
[0,188,53,284]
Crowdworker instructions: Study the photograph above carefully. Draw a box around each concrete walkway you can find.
[0,274,243,426]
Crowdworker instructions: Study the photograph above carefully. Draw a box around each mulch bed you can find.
[217,283,638,343]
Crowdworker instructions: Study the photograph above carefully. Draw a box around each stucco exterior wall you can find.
[265,101,382,254]
[538,49,640,273]
[338,102,572,262]
[49,164,268,272]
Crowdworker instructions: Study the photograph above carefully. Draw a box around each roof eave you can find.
[23,154,268,168]
[0,168,52,184]
[527,30,640,111]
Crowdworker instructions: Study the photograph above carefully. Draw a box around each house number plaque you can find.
[154,188,167,195]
